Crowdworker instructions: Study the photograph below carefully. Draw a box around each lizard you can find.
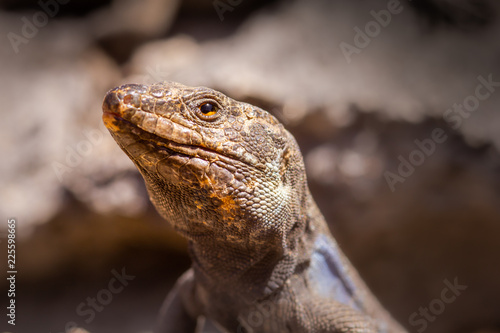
[102,81,407,333]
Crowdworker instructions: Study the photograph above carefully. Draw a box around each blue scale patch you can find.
[307,234,361,311]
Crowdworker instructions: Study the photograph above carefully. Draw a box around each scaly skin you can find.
[102,82,407,333]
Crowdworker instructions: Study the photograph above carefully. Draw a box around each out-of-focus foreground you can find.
[1,0,499,332]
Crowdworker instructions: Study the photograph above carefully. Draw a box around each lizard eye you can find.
[196,102,220,121]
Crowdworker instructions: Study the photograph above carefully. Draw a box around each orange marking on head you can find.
[219,195,238,213]
[102,113,122,132]
[194,200,204,210]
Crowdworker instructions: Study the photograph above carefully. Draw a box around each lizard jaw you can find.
[102,84,262,171]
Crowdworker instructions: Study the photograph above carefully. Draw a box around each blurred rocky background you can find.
[1,0,499,332]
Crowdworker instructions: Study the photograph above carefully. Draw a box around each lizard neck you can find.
[188,194,320,301]
[188,236,290,300]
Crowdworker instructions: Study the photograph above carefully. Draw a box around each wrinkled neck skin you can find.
[141,157,314,301]
[189,233,288,298]
[185,195,317,302]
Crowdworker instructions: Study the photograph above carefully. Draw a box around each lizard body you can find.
[102,82,406,333]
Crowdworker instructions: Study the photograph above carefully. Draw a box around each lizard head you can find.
[103,82,308,250]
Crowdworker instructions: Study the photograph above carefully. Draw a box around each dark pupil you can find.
[200,103,215,114]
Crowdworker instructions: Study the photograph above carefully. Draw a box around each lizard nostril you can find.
[123,92,141,108]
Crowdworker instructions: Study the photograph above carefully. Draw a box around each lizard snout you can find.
[102,89,121,115]
[102,84,148,116]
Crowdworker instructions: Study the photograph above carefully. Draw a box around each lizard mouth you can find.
[103,111,195,159]
[102,86,256,170]
[103,112,245,172]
